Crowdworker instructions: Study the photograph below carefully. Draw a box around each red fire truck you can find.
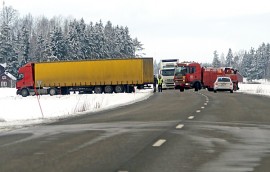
[174,62,239,92]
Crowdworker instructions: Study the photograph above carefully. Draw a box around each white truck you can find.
[159,59,179,89]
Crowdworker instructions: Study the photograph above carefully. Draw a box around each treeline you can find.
[0,5,143,76]
[212,43,270,80]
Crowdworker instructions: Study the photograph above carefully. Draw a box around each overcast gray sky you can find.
[5,0,270,63]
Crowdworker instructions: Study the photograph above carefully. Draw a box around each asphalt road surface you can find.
[1,89,270,172]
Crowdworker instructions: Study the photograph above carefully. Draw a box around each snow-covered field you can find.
[0,80,269,130]
[238,79,270,97]
[0,88,153,129]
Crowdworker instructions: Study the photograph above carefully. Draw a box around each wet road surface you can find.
[1,89,270,172]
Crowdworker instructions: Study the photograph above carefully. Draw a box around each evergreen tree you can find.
[266,43,270,79]
[85,22,96,59]
[66,20,80,60]
[122,27,135,57]
[0,22,19,76]
[225,48,233,67]
[258,43,268,78]
[93,20,105,59]
[220,53,225,67]
[133,38,144,57]
[114,25,123,58]
[240,51,252,77]
[212,50,221,67]
[0,23,14,64]
[248,48,258,80]
[20,25,30,64]
[78,18,90,60]
[49,26,67,61]
[6,52,19,77]
[104,21,114,58]
[36,34,47,62]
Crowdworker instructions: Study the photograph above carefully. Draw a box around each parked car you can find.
[214,77,234,93]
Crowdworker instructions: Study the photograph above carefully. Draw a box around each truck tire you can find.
[180,87,184,92]
[49,88,57,96]
[115,85,124,93]
[125,85,134,93]
[104,85,113,94]
[21,88,29,97]
[94,86,103,94]
[194,82,199,92]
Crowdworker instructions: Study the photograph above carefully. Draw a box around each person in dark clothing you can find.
[153,75,157,92]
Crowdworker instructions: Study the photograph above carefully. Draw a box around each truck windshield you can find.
[161,69,175,76]
[174,66,189,76]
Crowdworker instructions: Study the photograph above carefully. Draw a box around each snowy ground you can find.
[237,79,270,97]
[0,80,269,130]
[0,88,153,130]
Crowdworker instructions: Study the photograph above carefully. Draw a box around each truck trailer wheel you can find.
[115,85,124,93]
[94,86,103,94]
[104,86,113,94]
[49,88,58,96]
[21,88,29,97]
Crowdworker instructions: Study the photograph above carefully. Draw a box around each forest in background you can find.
[0,5,143,77]
[212,43,270,80]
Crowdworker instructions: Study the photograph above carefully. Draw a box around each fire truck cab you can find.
[174,62,202,92]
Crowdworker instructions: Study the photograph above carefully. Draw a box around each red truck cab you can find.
[174,62,202,92]
[16,63,35,96]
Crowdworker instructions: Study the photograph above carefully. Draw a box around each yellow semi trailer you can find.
[16,58,154,97]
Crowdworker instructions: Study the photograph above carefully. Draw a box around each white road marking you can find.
[204,103,208,105]
[152,139,166,147]
[176,124,184,129]
[188,116,195,119]
[201,107,205,109]
[196,110,201,113]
